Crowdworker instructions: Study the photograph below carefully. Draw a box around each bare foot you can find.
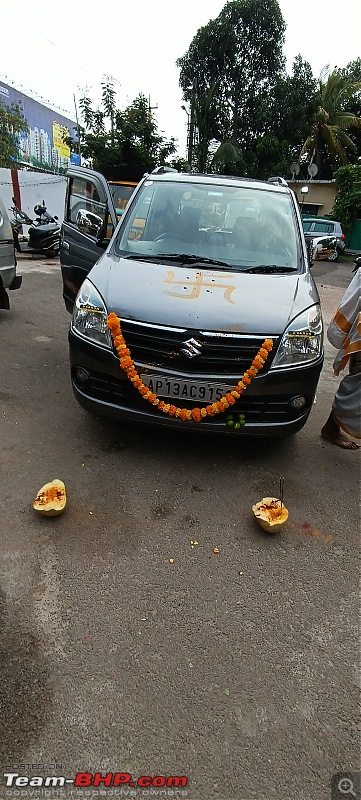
[321,421,360,450]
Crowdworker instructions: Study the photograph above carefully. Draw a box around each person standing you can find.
[321,262,361,449]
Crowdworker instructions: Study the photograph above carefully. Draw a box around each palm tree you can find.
[300,67,361,178]
[209,139,241,174]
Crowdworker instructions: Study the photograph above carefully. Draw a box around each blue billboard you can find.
[0,81,81,171]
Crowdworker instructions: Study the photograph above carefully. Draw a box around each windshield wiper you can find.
[242,265,298,274]
[121,253,231,267]
[158,253,232,268]
[122,254,162,261]
[121,254,297,273]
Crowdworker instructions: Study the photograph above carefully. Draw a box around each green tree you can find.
[243,56,318,179]
[168,155,189,172]
[332,164,361,234]
[192,82,221,172]
[300,67,361,179]
[273,56,317,142]
[177,0,286,168]
[77,79,176,173]
[339,58,361,160]
[210,139,242,174]
[265,56,318,176]
[0,101,28,167]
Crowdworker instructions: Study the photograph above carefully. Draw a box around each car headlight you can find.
[71,279,111,347]
[271,305,323,369]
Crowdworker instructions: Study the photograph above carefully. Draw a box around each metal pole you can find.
[73,93,82,159]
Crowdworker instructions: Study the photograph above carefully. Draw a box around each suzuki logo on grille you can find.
[181,338,202,359]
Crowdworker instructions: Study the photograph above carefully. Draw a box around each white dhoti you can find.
[332,352,361,439]
[327,269,361,440]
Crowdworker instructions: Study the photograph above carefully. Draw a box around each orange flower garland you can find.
[107,312,273,423]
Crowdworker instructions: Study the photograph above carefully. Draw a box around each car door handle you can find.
[63,241,70,251]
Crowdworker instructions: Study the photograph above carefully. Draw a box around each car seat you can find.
[232,216,259,250]
[171,206,201,245]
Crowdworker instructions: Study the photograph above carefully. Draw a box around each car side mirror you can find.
[76,208,104,239]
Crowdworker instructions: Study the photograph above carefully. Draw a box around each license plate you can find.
[140,374,233,403]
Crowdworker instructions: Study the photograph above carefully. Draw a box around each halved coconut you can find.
[33,479,66,517]
[252,496,288,533]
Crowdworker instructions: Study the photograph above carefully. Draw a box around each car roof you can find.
[303,217,337,224]
[149,171,291,195]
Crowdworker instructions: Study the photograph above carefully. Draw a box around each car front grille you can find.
[73,369,307,424]
[118,320,279,376]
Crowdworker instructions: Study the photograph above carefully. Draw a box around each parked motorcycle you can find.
[10,199,61,257]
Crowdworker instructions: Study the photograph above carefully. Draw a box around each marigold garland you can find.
[107,312,273,423]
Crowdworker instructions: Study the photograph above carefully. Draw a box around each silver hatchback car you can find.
[0,197,22,308]
[61,168,325,438]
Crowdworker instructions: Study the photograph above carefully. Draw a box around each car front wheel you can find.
[327,248,340,262]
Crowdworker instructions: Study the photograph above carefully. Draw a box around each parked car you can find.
[0,197,22,309]
[302,217,345,261]
[60,167,324,438]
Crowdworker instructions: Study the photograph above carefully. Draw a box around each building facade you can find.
[288,180,336,217]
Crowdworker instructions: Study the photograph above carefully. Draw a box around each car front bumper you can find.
[68,330,324,437]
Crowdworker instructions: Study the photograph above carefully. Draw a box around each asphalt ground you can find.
[0,256,359,800]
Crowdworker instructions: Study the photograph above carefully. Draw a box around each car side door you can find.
[60,167,117,313]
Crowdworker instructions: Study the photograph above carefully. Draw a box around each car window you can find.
[302,220,313,232]
[115,180,300,270]
[312,221,334,234]
[67,176,106,226]
[66,175,115,239]
[108,182,137,219]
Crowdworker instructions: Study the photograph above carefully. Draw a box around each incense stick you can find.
[279,477,285,508]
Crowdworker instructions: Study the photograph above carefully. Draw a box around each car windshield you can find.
[114,179,300,270]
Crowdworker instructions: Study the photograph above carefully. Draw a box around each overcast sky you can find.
[1,0,360,157]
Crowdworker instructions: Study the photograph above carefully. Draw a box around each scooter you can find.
[10,199,61,257]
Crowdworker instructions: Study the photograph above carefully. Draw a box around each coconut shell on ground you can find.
[33,479,66,517]
[252,496,288,533]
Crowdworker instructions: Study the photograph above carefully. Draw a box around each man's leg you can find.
[321,411,359,449]
[321,357,360,449]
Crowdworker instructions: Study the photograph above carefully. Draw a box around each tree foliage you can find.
[192,82,222,172]
[0,101,28,168]
[177,2,361,181]
[76,79,176,173]
[247,56,319,179]
[338,58,361,159]
[177,0,286,172]
[300,67,361,179]
[332,164,361,234]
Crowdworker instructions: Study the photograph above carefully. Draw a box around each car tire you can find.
[327,249,340,262]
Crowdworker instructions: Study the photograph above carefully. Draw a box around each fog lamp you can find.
[75,367,90,383]
[290,395,306,409]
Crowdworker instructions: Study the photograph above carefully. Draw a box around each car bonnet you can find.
[89,253,319,336]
